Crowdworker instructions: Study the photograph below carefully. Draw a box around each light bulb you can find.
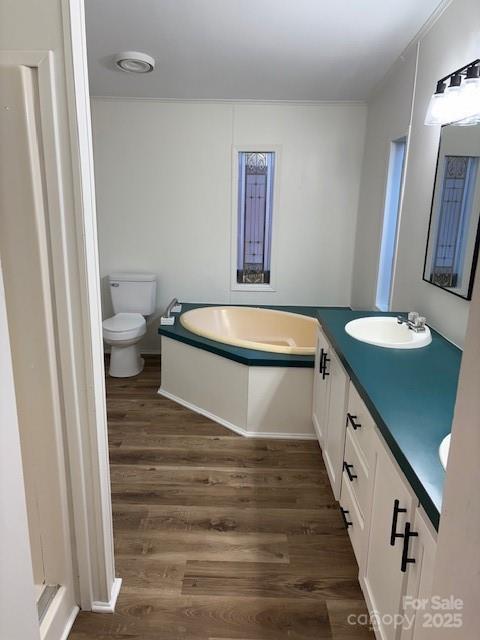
[425,80,447,125]
[456,66,480,122]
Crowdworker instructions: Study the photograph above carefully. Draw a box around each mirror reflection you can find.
[424,121,480,299]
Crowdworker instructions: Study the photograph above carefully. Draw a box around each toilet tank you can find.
[109,272,157,315]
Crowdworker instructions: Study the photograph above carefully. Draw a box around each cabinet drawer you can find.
[344,427,369,519]
[340,469,364,566]
[346,382,374,468]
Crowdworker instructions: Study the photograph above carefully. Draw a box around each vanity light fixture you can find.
[425,59,480,125]
[114,51,155,74]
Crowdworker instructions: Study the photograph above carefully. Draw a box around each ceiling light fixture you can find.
[114,51,155,74]
[425,59,480,126]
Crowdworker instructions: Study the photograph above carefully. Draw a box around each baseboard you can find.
[40,586,78,640]
[312,413,323,447]
[58,606,80,640]
[103,347,161,355]
[158,387,317,440]
[91,578,122,614]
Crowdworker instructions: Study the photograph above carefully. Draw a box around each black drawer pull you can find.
[346,413,361,430]
[343,461,358,482]
[390,499,407,546]
[400,522,418,572]
[319,348,325,373]
[340,507,352,529]
[321,350,330,380]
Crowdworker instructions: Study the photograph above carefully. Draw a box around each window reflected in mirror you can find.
[424,122,480,300]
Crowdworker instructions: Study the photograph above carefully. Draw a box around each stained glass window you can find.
[237,152,275,285]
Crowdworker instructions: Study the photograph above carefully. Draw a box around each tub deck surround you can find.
[158,303,325,367]
[157,304,340,439]
[316,308,462,530]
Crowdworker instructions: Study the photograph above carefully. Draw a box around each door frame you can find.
[1,27,119,616]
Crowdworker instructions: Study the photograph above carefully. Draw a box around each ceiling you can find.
[85,0,445,101]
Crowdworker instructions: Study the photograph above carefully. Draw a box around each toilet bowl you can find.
[102,272,157,377]
[103,312,147,377]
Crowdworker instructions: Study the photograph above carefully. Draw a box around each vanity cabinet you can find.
[312,326,349,499]
[312,325,438,640]
[361,429,438,640]
[362,431,416,640]
[312,327,331,447]
[400,507,437,640]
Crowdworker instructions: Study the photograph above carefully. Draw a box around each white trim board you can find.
[91,96,366,106]
[40,587,77,640]
[2,2,118,615]
[91,578,122,614]
[62,0,119,611]
[158,388,317,440]
[58,606,80,640]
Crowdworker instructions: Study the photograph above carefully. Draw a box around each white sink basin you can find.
[345,316,432,349]
[439,434,451,470]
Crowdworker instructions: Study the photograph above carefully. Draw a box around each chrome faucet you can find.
[397,311,427,333]
[164,298,178,318]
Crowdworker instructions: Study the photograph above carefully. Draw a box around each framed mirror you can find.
[423,121,480,300]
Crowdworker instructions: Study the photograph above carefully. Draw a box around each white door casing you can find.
[0,38,118,620]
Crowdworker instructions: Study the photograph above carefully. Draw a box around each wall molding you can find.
[91,95,366,106]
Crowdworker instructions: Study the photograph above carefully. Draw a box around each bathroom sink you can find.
[439,434,451,470]
[345,316,432,349]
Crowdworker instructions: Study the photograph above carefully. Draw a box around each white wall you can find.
[423,251,480,638]
[91,99,366,351]
[392,0,479,347]
[350,47,417,309]
[351,0,480,347]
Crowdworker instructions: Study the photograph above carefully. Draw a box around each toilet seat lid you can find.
[103,312,145,332]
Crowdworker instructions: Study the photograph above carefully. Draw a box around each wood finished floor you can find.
[69,355,373,640]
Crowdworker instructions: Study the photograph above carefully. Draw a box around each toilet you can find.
[103,272,157,377]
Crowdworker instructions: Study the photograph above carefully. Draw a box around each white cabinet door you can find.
[322,348,349,499]
[363,438,415,640]
[312,327,331,447]
[400,508,437,640]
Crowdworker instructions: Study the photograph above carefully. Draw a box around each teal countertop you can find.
[158,303,324,367]
[317,308,462,530]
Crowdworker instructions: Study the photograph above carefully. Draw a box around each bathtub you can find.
[180,306,317,355]
[159,303,318,439]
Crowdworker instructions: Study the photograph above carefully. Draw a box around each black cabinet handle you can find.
[346,413,361,430]
[390,499,407,546]
[319,348,325,374]
[400,522,418,572]
[343,461,358,482]
[340,507,352,529]
[321,351,330,380]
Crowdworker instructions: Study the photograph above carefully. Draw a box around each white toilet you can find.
[103,272,157,377]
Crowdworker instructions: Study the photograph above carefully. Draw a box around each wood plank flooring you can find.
[69,355,373,640]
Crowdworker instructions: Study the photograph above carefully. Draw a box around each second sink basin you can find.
[439,434,451,470]
[345,316,432,349]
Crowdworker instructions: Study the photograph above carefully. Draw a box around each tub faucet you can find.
[397,311,427,333]
[165,298,178,318]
